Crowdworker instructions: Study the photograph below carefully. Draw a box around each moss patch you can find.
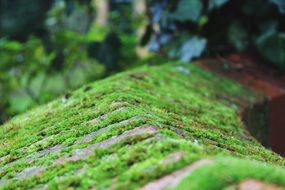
[0,62,284,190]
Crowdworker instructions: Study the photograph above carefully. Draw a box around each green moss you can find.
[0,62,284,190]
[175,156,285,190]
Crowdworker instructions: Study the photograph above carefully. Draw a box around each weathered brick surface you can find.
[196,54,285,155]
[0,63,284,190]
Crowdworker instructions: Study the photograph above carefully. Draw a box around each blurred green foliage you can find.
[0,34,105,122]
[144,0,285,68]
[0,0,140,123]
[0,0,285,123]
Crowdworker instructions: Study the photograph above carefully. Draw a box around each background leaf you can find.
[208,0,230,11]
[171,0,202,22]
[179,37,207,62]
[270,0,285,14]
[256,32,285,70]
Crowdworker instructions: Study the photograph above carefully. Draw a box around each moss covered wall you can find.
[0,62,284,190]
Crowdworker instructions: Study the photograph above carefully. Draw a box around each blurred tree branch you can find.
[94,0,109,26]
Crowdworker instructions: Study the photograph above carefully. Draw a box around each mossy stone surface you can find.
[0,62,284,190]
